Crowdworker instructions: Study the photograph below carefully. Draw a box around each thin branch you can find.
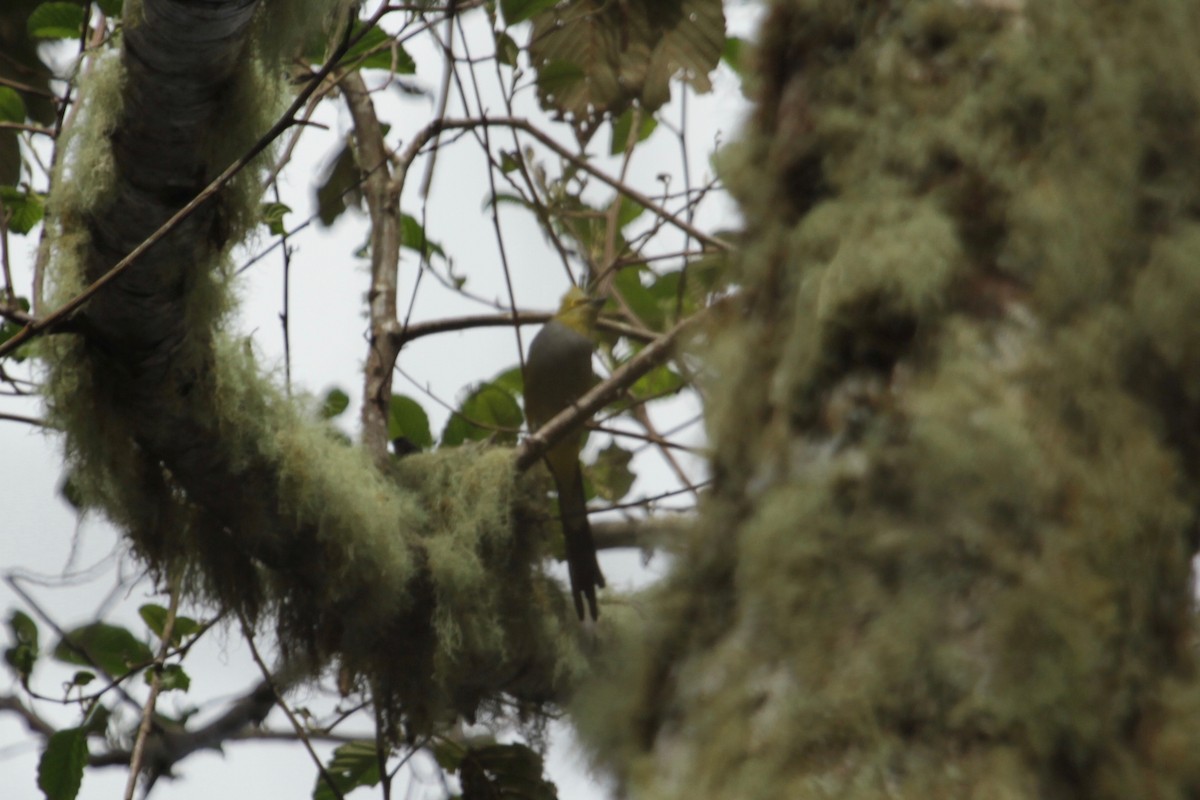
[0,694,56,737]
[0,3,393,360]
[515,308,706,472]
[271,183,294,393]
[240,613,346,800]
[453,17,528,374]
[0,410,48,428]
[589,422,705,454]
[83,679,284,769]
[124,573,180,800]
[259,77,332,189]
[631,404,703,500]
[417,0,458,199]
[0,75,59,100]
[591,515,694,551]
[385,116,731,251]
[393,310,549,347]
[0,121,54,136]
[4,576,142,712]
[0,208,14,305]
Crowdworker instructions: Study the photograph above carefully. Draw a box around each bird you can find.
[524,286,607,620]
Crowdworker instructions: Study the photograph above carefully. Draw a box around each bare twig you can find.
[451,20,528,372]
[591,515,694,551]
[124,573,181,800]
[393,310,549,347]
[415,116,731,251]
[0,3,393,360]
[0,122,54,136]
[0,208,14,305]
[0,694,57,737]
[515,309,705,472]
[240,613,346,800]
[588,422,705,454]
[0,75,58,100]
[271,183,294,392]
[630,404,702,500]
[418,0,458,199]
[0,410,48,427]
[4,576,142,712]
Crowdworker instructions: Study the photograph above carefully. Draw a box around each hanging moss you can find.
[41,0,588,734]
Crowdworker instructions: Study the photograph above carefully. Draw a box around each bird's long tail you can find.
[554,465,606,620]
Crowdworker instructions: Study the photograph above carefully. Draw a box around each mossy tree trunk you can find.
[575,2,1200,797]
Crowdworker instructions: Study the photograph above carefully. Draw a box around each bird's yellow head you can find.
[555,286,603,336]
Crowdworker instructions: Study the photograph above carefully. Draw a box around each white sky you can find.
[0,4,761,798]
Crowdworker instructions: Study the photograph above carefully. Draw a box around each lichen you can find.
[40,0,586,734]
[575,0,1200,795]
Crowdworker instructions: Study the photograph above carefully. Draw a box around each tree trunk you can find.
[574,2,1200,796]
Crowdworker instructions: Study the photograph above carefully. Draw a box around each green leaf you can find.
[4,610,39,678]
[387,394,433,450]
[70,670,95,687]
[172,615,201,639]
[38,727,87,800]
[491,366,525,397]
[399,213,445,261]
[0,320,29,362]
[532,59,586,105]
[441,383,523,447]
[96,0,124,16]
[261,202,291,236]
[500,0,557,25]
[27,2,86,39]
[589,443,635,502]
[498,151,521,174]
[320,387,350,420]
[343,23,416,73]
[147,663,190,692]
[8,610,38,649]
[614,266,662,329]
[315,142,363,227]
[0,88,26,124]
[138,604,198,645]
[609,108,658,156]
[618,195,646,229]
[53,623,153,676]
[313,740,381,800]
[81,706,110,736]
[0,186,46,234]
[721,35,746,77]
[529,0,725,125]
[495,31,519,67]
[138,605,168,638]
[630,362,685,402]
[431,738,467,771]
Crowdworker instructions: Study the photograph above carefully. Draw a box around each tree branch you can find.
[343,69,402,466]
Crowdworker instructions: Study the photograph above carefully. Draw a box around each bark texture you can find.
[575,2,1200,796]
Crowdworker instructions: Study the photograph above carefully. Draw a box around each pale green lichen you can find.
[575,0,1200,796]
[41,0,585,733]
